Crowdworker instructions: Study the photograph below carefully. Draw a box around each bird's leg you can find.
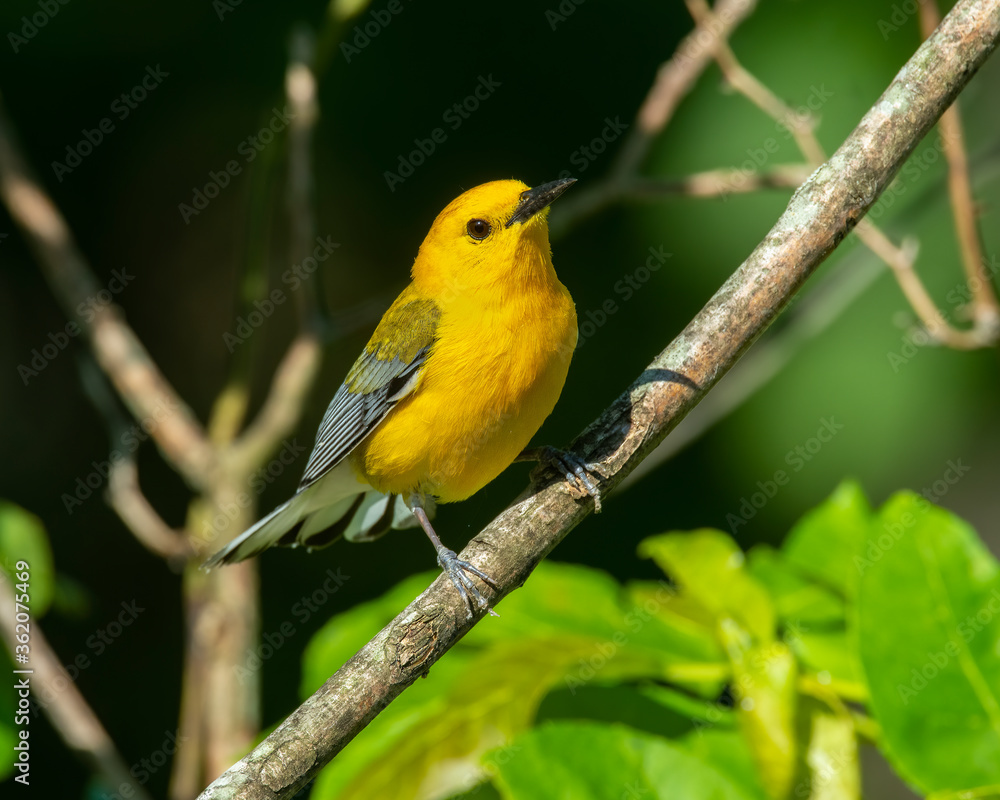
[409,496,499,619]
[517,445,603,513]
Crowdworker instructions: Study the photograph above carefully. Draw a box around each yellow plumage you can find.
[355,180,577,501]
[206,178,585,614]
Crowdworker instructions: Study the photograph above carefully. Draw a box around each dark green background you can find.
[1,0,997,797]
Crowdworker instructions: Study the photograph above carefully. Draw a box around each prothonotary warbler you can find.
[205,178,597,615]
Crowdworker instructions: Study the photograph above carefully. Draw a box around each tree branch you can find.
[551,0,759,236]
[107,457,193,566]
[0,97,217,493]
[0,571,154,800]
[919,0,1000,341]
[198,0,1000,797]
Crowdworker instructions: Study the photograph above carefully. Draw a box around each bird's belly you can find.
[352,302,576,502]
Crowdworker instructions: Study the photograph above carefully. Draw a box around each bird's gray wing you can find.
[298,295,440,489]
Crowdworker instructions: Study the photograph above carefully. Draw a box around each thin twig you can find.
[76,358,192,565]
[286,25,322,330]
[172,27,327,798]
[0,97,217,492]
[107,458,192,565]
[620,238,886,489]
[689,0,998,351]
[224,333,322,478]
[199,3,1000,795]
[919,0,1000,337]
[551,0,759,235]
[0,571,155,800]
[631,0,759,161]
[628,164,812,198]
[222,26,325,476]
[687,0,826,165]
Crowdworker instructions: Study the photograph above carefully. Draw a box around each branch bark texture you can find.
[201,1,1000,796]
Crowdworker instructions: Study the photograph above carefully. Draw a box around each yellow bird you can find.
[206,178,596,614]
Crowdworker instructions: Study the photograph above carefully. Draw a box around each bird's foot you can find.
[528,445,603,513]
[436,547,499,619]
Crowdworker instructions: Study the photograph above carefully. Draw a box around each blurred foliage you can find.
[300,483,1000,800]
[0,503,55,783]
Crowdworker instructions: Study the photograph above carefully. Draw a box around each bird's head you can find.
[411,178,575,301]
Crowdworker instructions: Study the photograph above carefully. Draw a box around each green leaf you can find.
[786,628,865,703]
[301,571,435,695]
[747,545,844,626]
[782,480,871,598]
[306,563,727,800]
[0,502,55,617]
[747,545,866,700]
[795,696,860,800]
[726,638,798,800]
[678,728,769,800]
[491,721,763,800]
[637,685,737,729]
[639,530,775,643]
[926,787,1000,800]
[855,492,1000,792]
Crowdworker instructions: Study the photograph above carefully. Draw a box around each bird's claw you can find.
[437,547,499,619]
[537,446,603,513]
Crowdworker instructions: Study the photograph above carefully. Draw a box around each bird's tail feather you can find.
[203,491,311,567]
[203,486,425,568]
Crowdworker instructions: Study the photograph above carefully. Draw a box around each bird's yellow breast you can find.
[351,281,577,502]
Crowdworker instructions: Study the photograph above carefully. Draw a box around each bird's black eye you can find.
[467,218,492,240]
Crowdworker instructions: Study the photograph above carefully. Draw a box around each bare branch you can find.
[107,458,192,565]
[553,0,759,234]
[224,26,325,476]
[0,97,217,492]
[690,0,999,352]
[198,2,1000,796]
[920,0,1000,338]
[286,25,322,330]
[620,241,885,490]
[224,333,322,475]
[687,0,826,165]
[632,0,758,151]
[172,29,327,796]
[0,571,155,800]
[627,164,812,198]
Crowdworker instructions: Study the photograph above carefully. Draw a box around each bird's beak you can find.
[505,178,577,228]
